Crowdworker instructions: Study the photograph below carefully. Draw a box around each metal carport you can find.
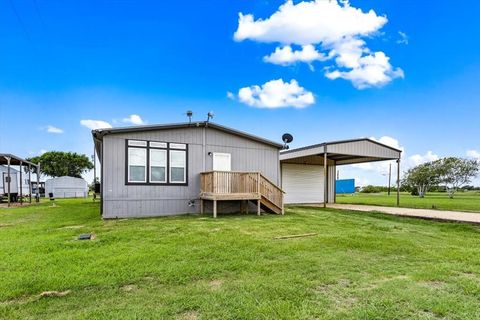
[279,138,402,207]
[0,154,40,207]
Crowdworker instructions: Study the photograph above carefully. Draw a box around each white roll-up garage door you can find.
[282,163,324,204]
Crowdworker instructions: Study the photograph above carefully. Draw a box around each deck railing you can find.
[200,171,284,211]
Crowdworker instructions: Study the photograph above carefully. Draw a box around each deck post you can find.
[19,161,23,205]
[257,199,261,216]
[213,199,217,218]
[200,199,204,214]
[28,164,32,203]
[323,150,328,208]
[396,158,401,206]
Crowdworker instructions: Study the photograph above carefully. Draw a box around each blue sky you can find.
[1,0,479,185]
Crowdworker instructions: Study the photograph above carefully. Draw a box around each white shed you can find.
[45,176,88,198]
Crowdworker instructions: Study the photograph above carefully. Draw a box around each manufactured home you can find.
[45,176,88,198]
[92,122,402,219]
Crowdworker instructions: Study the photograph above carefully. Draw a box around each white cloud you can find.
[80,119,112,130]
[46,125,63,134]
[234,0,403,88]
[408,151,439,167]
[325,49,404,89]
[467,150,480,160]
[263,45,327,67]
[237,79,314,108]
[397,31,409,45]
[40,149,47,155]
[226,91,235,100]
[122,114,145,125]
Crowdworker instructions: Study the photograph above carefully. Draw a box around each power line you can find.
[8,0,34,46]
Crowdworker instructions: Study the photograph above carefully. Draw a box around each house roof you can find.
[91,122,284,149]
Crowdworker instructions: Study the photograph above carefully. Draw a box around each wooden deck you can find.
[200,171,284,218]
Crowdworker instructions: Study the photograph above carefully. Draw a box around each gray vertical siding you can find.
[102,126,280,218]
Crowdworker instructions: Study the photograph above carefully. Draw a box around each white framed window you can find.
[150,149,167,183]
[169,150,186,183]
[128,147,147,182]
[213,153,231,171]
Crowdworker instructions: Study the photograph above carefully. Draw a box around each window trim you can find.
[125,139,188,186]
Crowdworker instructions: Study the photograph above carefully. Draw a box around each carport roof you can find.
[280,138,402,166]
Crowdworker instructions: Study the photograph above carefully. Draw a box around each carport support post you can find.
[396,158,401,206]
[324,151,328,208]
[36,163,40,203]
[28,164,32,203]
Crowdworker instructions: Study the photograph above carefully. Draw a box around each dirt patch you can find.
[0,223,13,227]
[61,225,84,229]
[39,290,71,298]
[316,279,351,292]
[121,284,138,292]
[208,279,223,290]
[420,280,446,290]
[176,310,199,320]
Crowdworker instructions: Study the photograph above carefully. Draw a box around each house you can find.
[92,122,402,219]
[45,176,88,198]
[93,122,284,219]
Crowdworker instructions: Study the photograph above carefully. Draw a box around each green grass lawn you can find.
[336,191,480,212]
[1,199,480,319]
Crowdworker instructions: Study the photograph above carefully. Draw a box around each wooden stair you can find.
[200,171,284,217]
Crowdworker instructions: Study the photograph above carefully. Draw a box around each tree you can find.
[27,151,93,178]
[433,157,479,198]
[402,162,440,198]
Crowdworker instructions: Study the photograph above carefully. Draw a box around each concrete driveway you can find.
[327,203,480,224]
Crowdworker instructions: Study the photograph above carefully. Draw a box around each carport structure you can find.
[279,138,402,207]
[0,154,40,207]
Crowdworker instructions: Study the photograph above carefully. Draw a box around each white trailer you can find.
[0,165,31,200]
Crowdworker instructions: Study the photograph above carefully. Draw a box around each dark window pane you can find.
[130,166,145,182]
[171,167,185,183]
[151,167,166,182]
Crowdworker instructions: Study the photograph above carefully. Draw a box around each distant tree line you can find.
[359,157,480,198]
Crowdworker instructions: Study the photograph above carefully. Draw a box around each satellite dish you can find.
[282,133,293,150]
[282,133,293,144]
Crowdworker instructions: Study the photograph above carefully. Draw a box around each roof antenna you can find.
[206,111,214,123]
[282,133,293,150]
[185,110,193,124]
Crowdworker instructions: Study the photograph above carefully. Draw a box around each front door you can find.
[213,153,231,171]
